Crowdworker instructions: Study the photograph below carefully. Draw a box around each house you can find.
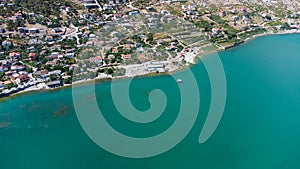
[149,18,158,23]
[242,14,251,21]
[161,10,170,15]
[47,21,53,26]
[65,53,75,58]
[148,63,165,72]
[188,4,196,10]
[33,70,48,78]
[50,52,59,58]
[66,49,75,53]
[262,13,272,20]
[40,50,47,56]
[108,55,115,60]
[29,38,39,44]
[166,45,177,51]
[18,27,28,33]
[14,13,22,19]
[80,13,91,19]
[57,54,64,60]
[89,56,103,63]
[49,70,62,76]
[65,6,72,12]
[186,11,197,15]
[0,66,8,72]
[112,47,119,53]
[5,71,14,76]
[212,28,222,35]
[170,0,188,2]
[53,28,63,33]
[11,62,25,71]
[146,6,153,11]
[123,44,132,50]
[290,25,299,29]
[67,36,75,40]
[89,34,96,38]
[116,0,126,3]
[288,19,295,25]
[0,28,6,33]
[114,14,121,20]
[148,22,156,28]
[52,44,62,50]
[69,64,78,71]
[84,0,96,3]
[191,15,198,20]
[3,80,12,87]
[11,73,20,80]
[29,28,39,34]
[45,35,54,42]
[83,30,90,38]
[2,40,12,47]
[28,53,37,60]
[240,8,247,13]
[8,52,21,59]
[156,52,162,57]
[77,20,86,26]
[136,43,142,48]
[121,54,132,60]
[46,80,62,88]
[129,11,139,16]
[84,3,99,9]
[8,16,17,22]
[17,74,30,83]
[86,41,94,46]
[219,11,226,17]
[28,12,35,17]
[95,21,105,26]
[27,46,35,52]
[0,60,8,66]
[229,9,238,14]
[232,15,239,21]
[103,4,113,10]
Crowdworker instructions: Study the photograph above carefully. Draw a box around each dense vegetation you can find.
[194,20,214,32]
[13,0,82,16]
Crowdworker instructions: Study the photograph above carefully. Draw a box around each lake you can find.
[1,34,300,169]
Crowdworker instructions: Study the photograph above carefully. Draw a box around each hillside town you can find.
[1,0,300,97]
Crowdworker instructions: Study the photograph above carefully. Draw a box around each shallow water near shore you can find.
[1,34,300,169]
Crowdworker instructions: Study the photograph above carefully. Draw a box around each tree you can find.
[97,69,105,73]
[43,64,52,71]
[0,72,5,80]
[105,68,114,75]
[110,58,117,63]
[6,20,14,31]
[281,23,290,30]
[63,77,72,84]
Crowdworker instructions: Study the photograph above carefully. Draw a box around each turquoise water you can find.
[1,34,300,168]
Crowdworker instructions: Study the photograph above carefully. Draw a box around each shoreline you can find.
[0,70,176,101]
[222,29,300,51]
[1,30,299,101]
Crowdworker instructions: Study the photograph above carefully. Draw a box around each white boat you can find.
[176,79,183,83]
